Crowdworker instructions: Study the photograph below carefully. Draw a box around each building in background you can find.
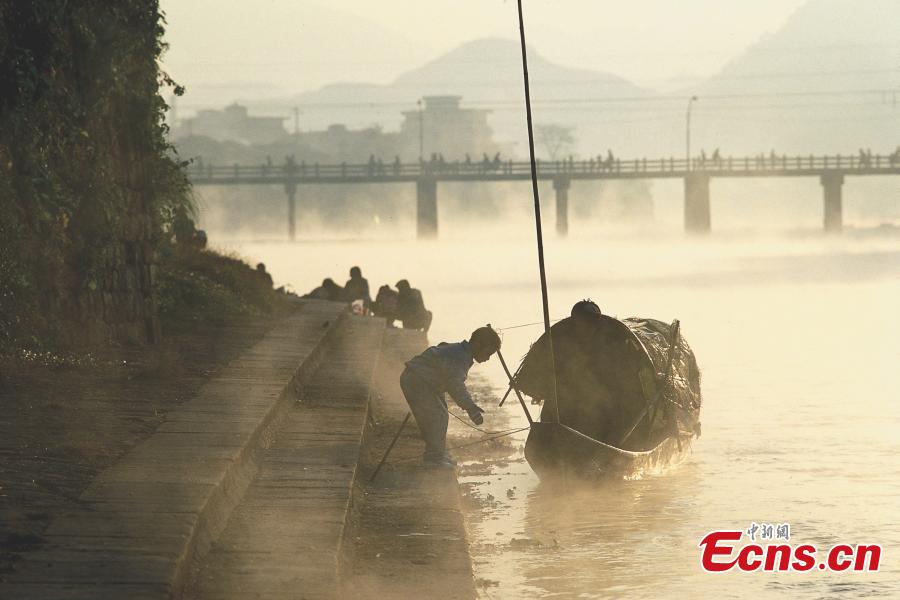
[299,124,402,163]
[176,103,287,145]
[173,95,510,164]
[399,95,501,161]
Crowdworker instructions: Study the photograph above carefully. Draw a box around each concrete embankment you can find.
[340,328,477,600]
[0,301,346,599]
[185,313,385,598]
[1,304,478,599]
[185,321,477,599]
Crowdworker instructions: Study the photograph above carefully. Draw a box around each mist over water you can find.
[168,0,900,593]
[211,208,899,598]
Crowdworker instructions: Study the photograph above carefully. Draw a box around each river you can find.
[214,223,899,599]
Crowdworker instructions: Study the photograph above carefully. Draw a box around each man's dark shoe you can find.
[423,456,456,468]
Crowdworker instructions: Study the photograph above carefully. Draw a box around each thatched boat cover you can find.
[515,315,701,451]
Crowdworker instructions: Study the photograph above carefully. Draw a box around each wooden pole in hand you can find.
[496,349,533,425]
[370,412,412,482]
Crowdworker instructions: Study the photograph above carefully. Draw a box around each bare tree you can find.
[535,124,576,161]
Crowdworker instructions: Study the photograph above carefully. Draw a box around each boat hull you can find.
[524,422,690,480]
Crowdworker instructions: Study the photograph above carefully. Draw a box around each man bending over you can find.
[400,326,501,467]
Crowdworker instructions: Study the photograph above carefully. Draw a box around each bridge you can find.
[187,153,900,239]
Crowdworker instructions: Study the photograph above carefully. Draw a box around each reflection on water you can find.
[468,452,702,598]
[215,227,900,598]
[453,409,706,599]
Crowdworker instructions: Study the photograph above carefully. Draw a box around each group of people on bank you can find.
[302,266,432,332]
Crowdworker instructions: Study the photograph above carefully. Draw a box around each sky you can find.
[160,0,809,98]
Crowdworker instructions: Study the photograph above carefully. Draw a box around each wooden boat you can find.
[524,422,693,480]
[517,315,702,480]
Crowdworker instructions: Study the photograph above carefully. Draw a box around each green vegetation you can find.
[0,2,294,356]
[0,2,187,350]
[158,246,289,329]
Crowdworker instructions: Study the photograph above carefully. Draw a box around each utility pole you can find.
[293,106,300,135]
[417,98,424,161]
[686,95,698,171]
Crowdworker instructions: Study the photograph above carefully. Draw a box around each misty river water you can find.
[214,223,899,599]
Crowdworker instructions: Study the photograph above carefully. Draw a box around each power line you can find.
[164,41,900,67]
[173,87,899,111]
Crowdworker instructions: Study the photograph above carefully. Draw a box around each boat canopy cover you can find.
[514,315,701,450]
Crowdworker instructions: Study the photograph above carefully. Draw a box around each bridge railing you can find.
[185,153,899,181]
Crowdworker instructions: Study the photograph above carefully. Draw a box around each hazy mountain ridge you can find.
[705,0,899,92]
[684,0,899,154]
[391,38,648,98]
[201,0,898,157]
[163,0,436,108]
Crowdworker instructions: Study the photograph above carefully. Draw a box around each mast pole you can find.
[516,0,560,423]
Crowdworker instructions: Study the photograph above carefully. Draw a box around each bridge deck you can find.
[187,154,900,185]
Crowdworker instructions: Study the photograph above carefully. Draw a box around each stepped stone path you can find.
[0,301,347,600]
[185,315,385,599]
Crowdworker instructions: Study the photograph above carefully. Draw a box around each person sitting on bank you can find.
[400,326,501,467]
[256,263,273,288]
[302,278,343,301]
[372,284,399,326]
[343,266,371,306]
[172,205,197,245]
[396,279,432,332]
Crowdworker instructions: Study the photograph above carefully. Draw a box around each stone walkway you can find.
[0,301,346,599]
[186,315,384,599]
[2,311,481,599]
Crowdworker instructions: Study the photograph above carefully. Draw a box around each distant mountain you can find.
[689,0,900,153]
[261,38,653,156]
[204,0,898,159]
[162,0,434,108]
[391,38,646,101]
[703,0,899,94]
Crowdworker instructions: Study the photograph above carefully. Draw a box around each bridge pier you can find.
[684,173,711,234]
[820,172,843,232]
[285,182,297,241]
[416,177,438,239]
[553,177,570,236]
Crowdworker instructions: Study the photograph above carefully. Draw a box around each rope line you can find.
[447,408,527,436]
[495,317,565,331]
[448,427,530,452]
[386,427,531,465]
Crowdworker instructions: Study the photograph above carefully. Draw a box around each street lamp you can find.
[686,95,698,171]
[417,98,424,162]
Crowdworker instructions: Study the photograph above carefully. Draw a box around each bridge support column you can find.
[684,173,711,234]
[553,177,570,236]
[820,172,843,232]
[285,182,297,241]
[416,177,438,239]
